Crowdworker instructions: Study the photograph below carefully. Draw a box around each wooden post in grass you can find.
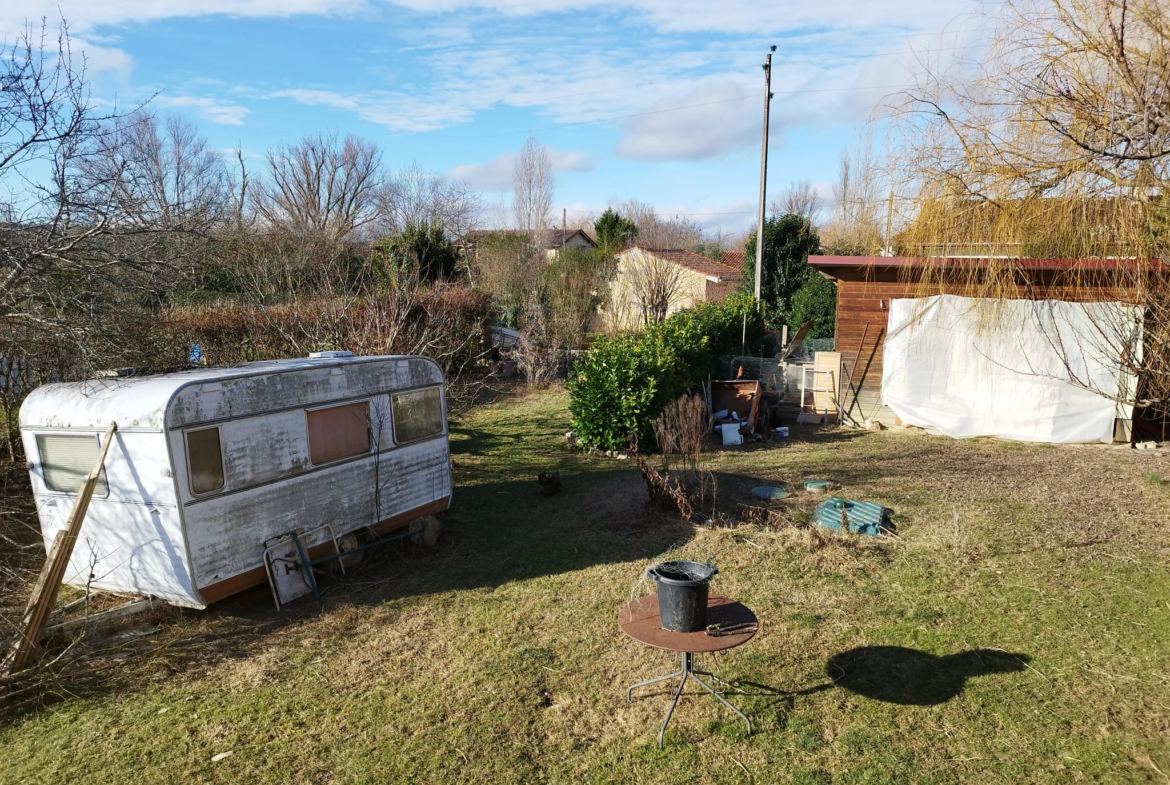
[1,422,117,675]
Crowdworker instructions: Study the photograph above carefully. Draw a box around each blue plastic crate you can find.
[811,498,892,537]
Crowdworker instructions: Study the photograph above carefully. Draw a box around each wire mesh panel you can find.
[719,356,787,391]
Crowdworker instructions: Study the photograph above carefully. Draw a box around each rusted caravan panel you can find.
[19,355,452,608]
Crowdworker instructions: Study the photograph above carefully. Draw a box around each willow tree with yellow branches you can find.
[880,0,1170,411]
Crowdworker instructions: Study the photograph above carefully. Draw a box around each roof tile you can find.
[624,247,743,280]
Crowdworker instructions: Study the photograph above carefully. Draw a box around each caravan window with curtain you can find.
[306,401,371,464]
[36,434,109,495]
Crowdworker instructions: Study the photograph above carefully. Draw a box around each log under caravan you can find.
[18,353,452,608]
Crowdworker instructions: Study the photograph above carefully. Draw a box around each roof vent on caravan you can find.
[308,350,354,359]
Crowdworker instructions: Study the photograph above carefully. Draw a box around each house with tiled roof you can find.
[720,250,745,271]
[461,228,596,263]
[600,247,743,331]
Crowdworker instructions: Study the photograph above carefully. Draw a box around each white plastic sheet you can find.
[881,295,1141,443]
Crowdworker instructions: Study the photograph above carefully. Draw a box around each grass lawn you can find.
[1,389,1168,784]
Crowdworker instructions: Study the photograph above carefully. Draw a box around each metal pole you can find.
[753,47,774,303]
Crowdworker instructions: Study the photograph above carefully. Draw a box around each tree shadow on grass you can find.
[0,465,696,722]
[826,646,1030,705]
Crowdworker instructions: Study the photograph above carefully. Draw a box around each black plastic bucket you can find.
[646,561,718,632]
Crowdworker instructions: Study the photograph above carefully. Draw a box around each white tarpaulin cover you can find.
[882,295,1140,443]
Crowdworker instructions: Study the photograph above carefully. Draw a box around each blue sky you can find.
[5,0,987,234]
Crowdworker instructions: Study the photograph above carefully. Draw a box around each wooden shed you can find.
[807,256,1144,441]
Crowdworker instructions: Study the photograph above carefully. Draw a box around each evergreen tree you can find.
[742,213,822,327]
[594,207,637,253]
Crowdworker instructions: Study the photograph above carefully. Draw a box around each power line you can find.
[470,80,922,141]
[563,207,756,216]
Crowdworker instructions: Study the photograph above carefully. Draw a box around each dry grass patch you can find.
[0,391,1167,784]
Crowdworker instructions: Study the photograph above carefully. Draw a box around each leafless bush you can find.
[475,231,543,320]
[653,395,707,475]
[618,199,703,249]
[636,396,717,522]
[736,502,792,528]
[609,248,690,328]
[544,245,611,348]
[514,293,561,387]
[163,284,494,378]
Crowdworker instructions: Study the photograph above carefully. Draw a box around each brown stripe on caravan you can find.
[196,496,452,605]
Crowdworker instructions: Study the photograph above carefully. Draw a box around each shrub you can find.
[673,291,766,357]
[373,221,461,284]
[162,285,496,379]
[567,333,665,451]
[567,295,762,451]
[787,273,837,339]
[542,246,611,349]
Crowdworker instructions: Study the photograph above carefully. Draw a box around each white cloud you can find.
[3,0,966,37]
[447,147,596,191]
[379,0,964,36]
[74,38,135,74]
[549,148,595,172]
[268,89,361,113]
[0,0,367,76]
[615,79,757,162]
[267,87,476,132]
[154,95,250,125]
[1,0,364,34]
[448,153,514,191]
[2,0,979,164]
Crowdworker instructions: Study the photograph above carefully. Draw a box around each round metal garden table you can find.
[619,594,758,747]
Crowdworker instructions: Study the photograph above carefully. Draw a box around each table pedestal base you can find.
[626,651,752,748]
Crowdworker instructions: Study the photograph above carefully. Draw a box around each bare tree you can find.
[1,21,112,321]
[379,161,481,239]
[775,179,824,225]
[83,111,231,234]
[513,135,554,236]
[820,140,885,254]
[618,199,702,250]
[618,248,690,327]
[890,0,1170,204]
[0,21,204,335]
[254,132,383,241]
[0,21,224,457]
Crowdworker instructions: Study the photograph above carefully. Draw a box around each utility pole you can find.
[753,46,775,303]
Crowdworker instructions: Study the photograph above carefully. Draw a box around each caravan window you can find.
[186,427,225,495]
[307,401,370,464]
[36,434,109,495]
[391,387,444,443]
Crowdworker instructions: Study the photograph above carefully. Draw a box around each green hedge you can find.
[566,294,765,451]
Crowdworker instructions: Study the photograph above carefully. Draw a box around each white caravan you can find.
[18,353,452,608]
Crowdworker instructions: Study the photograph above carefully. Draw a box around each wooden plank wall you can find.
[835,279,898,426]
[831,270,1138,427]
